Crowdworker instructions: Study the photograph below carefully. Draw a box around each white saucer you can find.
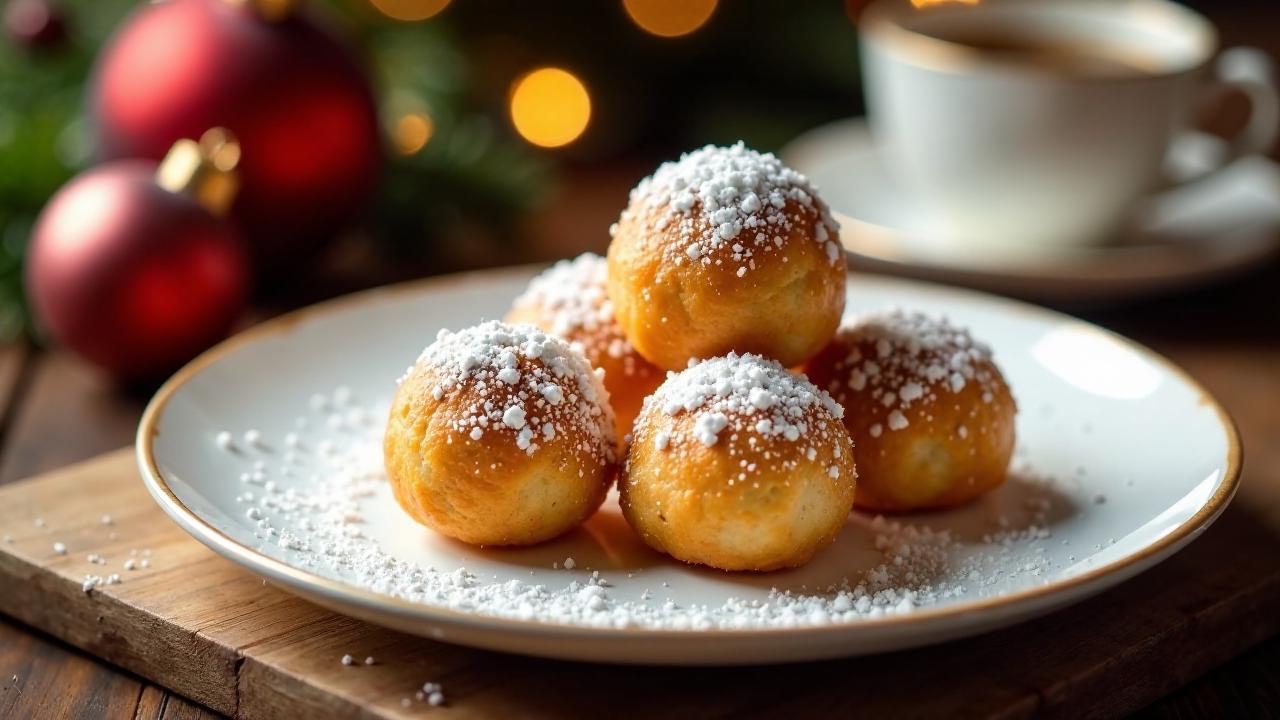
[782,118,1280,303]
[138,266,1240,665]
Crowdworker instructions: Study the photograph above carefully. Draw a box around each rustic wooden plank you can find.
[0,346,161,720]
[0,614,145,719]
[158,694,225,720]
[0,450,243,715]
[134,684,168,720]
[132,684,224,720]
[0,443,1276,720]
[0,347,192,720]
[1136,639,1280,720]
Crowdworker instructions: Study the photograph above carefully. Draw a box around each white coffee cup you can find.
[859,0,1279,255]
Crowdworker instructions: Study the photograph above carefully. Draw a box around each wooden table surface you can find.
[3,0,1280,708]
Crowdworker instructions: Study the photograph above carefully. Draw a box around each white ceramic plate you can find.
[137,266,1240,665]
[781,118,1280,304]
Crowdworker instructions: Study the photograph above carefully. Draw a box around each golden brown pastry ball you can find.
[620,353,856,571]
[385,321,618,546]
[804,310,1016,512]
[606,143,846,371]
[507,253,665,442]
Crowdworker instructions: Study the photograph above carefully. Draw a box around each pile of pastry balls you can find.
[385,143,1017,572]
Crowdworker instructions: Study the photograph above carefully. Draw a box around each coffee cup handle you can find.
[1171,47,1279,181]
[1211,47,1280,159]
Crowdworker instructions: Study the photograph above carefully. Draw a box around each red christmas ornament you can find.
[4,0,66,50]
[87,0,381,269]
[27,130,250,381]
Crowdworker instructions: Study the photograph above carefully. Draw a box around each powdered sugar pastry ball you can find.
[620,353,856,571]
[507,253,664,442]
[607,143,846,370]
[385,321,618,546]
[804,310,1016,512]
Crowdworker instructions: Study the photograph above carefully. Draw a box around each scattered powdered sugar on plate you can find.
[614,142,841,276]
[210,384,1078,631]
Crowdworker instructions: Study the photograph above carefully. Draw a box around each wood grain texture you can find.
[0,615,144,719]
[1135,640,1280,720]
[0,439,1277,720]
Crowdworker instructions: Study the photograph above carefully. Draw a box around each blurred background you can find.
[1,0,867,341]
[1,0,1277,358]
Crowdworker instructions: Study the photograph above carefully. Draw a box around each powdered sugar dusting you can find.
[642,353,845,458]
[823,309,1005,433]
[616,143,841,275]
[200,381,1088,632]
[406,321,617,460]
[510,254,653,378]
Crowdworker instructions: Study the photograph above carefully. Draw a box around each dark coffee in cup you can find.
[924,29,1167,76]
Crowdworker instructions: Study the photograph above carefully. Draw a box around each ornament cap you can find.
[156,128,241,216]
[224,0,303,22]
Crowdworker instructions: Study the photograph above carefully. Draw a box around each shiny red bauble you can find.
[4,0,67,50]
[26,161,249,381]
[87,0,381,268]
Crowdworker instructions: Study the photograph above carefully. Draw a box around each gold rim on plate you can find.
[136,265,1243,641]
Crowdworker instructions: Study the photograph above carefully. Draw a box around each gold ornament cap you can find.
[223,0,303,22]
[155,128,242,217]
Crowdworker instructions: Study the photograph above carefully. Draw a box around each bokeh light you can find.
[623,0,717,38]
[393,112,434,155]
[200,127,241,172]
[369,0,452,22]
[509,68,591,149]
[909,0,980,7]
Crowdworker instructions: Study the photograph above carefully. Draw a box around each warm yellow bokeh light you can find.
[910,0,980,7]
[369,0,451,22]
[623,0,717,38]
[509,68,591,149]
[394,112,434,155]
